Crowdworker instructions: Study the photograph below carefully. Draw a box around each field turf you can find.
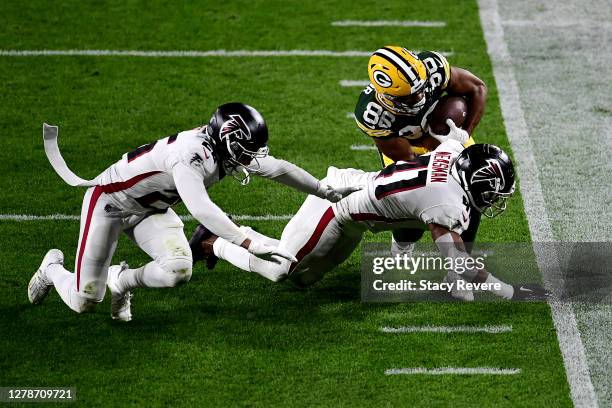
[0,0,573,406]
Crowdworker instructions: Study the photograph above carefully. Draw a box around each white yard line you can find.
[478,0,598,406]
[346,112,355,119]
[339,80,370,87]
[332,20,446,27]
[0,49,375,58]
[0,49,451,59]
[380,325,512,334]
[350,144,377,151]
[385,367,521,375]
[0,214,292,222]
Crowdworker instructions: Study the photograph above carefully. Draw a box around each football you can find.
[427,95,468,135]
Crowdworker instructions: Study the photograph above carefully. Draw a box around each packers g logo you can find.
[372,70,392,88]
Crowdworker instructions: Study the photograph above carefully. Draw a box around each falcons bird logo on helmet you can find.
[471,159,505,191]
[220,115,251,142]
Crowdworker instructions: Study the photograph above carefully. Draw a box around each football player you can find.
[28,103,360,321]
[354,46,488,254]
[190,139,548,301]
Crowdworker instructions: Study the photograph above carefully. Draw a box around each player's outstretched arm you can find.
[373,136,416,161]
[173,163,296,262]
[255,155,361,202]
[429,223,548,301]
[446,67,487,135]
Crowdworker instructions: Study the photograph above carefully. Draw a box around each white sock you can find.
[117,261,179,292]
[485,274,514,299]
[239,226,280,246]
[46,264,88,313]
[213,238,252,272]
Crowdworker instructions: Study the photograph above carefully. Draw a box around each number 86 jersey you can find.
[333,140,471,235]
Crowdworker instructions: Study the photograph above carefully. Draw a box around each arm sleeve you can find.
[172,162,248,246]
[254,155,322,195]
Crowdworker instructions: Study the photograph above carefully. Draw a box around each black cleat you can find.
[511,284,551,301]
[189,224,219,270]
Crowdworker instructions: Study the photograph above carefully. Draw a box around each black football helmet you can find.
[453,144,516,218]
[206,102,269,184]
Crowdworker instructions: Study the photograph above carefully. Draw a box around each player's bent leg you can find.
[213,194,338,283]
[284,196,362,287]
[39,187,121,314]
[289,230,362,288]
[120,209,193,293]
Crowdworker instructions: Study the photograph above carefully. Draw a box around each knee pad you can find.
[157,255,193,286]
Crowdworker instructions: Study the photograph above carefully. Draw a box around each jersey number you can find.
[423,57,443,88]
[375,157,429,200]
[135,190,181,209]
[363,102,394,128]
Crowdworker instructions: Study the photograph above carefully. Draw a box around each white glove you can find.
[428,119,469,145]
[247,240,297,263]
[319,184,363,203]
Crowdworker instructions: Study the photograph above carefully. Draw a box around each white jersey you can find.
[95,127,221,215]
[333,140,471,234]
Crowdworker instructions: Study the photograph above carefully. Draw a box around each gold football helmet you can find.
[368,46,428,114]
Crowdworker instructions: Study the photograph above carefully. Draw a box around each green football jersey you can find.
[354,51,451,141]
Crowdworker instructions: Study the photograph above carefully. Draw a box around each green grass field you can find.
[0,0,573,406]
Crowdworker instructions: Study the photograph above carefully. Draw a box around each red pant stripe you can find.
[289,206,335,273]
[75,186,104,291]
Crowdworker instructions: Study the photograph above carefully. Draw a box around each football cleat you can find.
[189,224,219,270]
[511,284,551,301]
[443,271,475,302]
[28,249,64,305]
[107,262,132,322]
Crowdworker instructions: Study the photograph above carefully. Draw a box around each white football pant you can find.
[46,186,192,313]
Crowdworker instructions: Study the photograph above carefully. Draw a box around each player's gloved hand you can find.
[445,119,469,144]
[247,240,297,263]
[319,184,363,203]
[428,119,470,145]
